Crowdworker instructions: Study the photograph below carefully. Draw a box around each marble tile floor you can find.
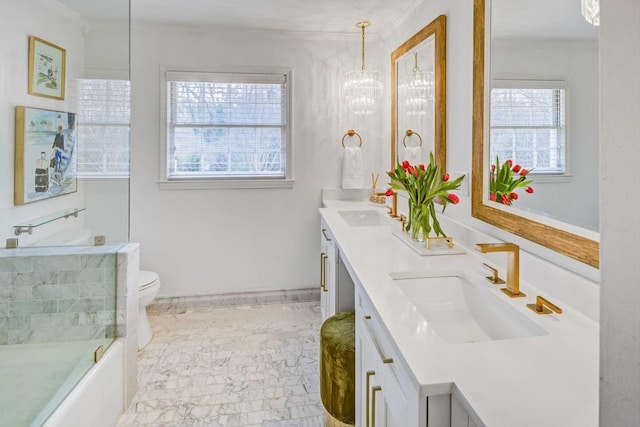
[117,301,324,426]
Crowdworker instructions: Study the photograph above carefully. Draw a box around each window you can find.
[490,80,567,174]
[76,79,130,177]
[163,70,292,188]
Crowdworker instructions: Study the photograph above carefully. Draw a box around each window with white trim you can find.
[164,70,291,182]
[490,80,567,174]
[76,79,130,177]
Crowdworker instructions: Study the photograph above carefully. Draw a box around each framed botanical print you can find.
[15,106,77,205]
[28,36,66,100]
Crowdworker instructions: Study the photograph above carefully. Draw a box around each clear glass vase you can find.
[407,199,448,241]
[408,200,431,241]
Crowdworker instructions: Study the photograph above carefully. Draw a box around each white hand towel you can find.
[403,146,423,167]
[342,146,364,189]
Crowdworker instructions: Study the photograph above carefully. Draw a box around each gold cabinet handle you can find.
[320,253,324,290]
[365,371,375,427]
[363,316,393,364]
[322,228,332,241]
[321,253,328,292]
[371,385,382,427]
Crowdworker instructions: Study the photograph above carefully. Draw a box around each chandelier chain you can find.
[361,24,366,72]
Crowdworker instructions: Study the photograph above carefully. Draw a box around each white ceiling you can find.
[56,0,598,40]
[57,0,421,34]
[492,0,599,40]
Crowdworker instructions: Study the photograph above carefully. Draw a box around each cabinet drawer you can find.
[357,290,413,395]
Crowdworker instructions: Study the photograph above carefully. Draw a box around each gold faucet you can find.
[386,192,398,218]
[475,242,526,298]
[399,214,408,232]
[527,296,563,315]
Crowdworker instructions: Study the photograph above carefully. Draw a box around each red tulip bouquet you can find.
[489,157,534,206]
[387,153,464,241]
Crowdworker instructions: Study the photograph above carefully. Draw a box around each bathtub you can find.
[0,339,124,427]
[43,339,124,427]
[0,236,137,426]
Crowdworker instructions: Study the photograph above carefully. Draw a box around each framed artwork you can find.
[15,106,77,205]
[28,36,66,100]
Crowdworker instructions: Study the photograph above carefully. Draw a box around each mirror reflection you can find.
[488,0,599,232]
[391,15,446,173]
[472,0,599,268]
[396,41,435,166]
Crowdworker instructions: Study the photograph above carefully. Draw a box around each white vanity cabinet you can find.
[355,285,421,427]
[450,390,483,427]
[355,283,472,427]
[320,204,597,427]
[319,220,355,322]
[319,224,332,320]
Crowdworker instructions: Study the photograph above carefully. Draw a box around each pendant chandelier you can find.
[399,52,434,116]
[343,21,382,116]
[581,0,600,26]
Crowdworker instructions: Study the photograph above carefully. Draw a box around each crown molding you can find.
[378,0,424,39]
[131,20,382,42]
[40,0,90,35]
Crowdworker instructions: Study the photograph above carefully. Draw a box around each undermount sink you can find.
[339,210,384,227]
[390,271,547,343]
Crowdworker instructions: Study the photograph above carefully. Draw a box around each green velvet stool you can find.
[320,311,356,426]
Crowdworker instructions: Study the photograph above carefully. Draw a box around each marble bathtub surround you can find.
[118,244,141,408]
[117,301,324,426]
[0,243,140,420]
[0,249,120,345]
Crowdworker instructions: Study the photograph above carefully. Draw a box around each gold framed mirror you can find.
[391,15,446,172]
[472,0,599,268]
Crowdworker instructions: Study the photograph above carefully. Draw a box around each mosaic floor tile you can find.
[117,301,323,426]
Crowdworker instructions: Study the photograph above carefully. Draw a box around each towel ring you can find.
[402,129,423,147]
[342,129,363,148]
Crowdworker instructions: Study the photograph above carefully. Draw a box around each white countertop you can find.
[320,202,599,427]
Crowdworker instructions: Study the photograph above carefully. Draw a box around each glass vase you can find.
[407,200,432,241]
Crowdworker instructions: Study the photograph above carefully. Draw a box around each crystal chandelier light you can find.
[343,21,382,115]
[399,52,434,116]
[581,0,600,26]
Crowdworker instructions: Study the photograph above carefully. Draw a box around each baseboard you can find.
[148,288,320,314]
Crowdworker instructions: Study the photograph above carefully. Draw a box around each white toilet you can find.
[138,270,161,349]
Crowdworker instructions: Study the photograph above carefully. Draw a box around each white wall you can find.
[0,0,87,246]
[491,38,599,232]
[599,0,640,424]
[129,22,384,297]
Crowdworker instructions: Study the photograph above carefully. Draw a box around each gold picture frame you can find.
[28,36,66,100]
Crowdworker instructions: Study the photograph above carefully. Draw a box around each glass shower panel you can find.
[0,248,120,426]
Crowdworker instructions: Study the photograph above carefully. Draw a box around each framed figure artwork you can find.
[15,106,77,205]
[28,36,66,100]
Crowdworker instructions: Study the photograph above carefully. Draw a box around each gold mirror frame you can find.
[391,15,447,171]
[471,0,599,268]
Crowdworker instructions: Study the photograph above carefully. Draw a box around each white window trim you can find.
[491,78,571,184]
[158,66,294,190]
